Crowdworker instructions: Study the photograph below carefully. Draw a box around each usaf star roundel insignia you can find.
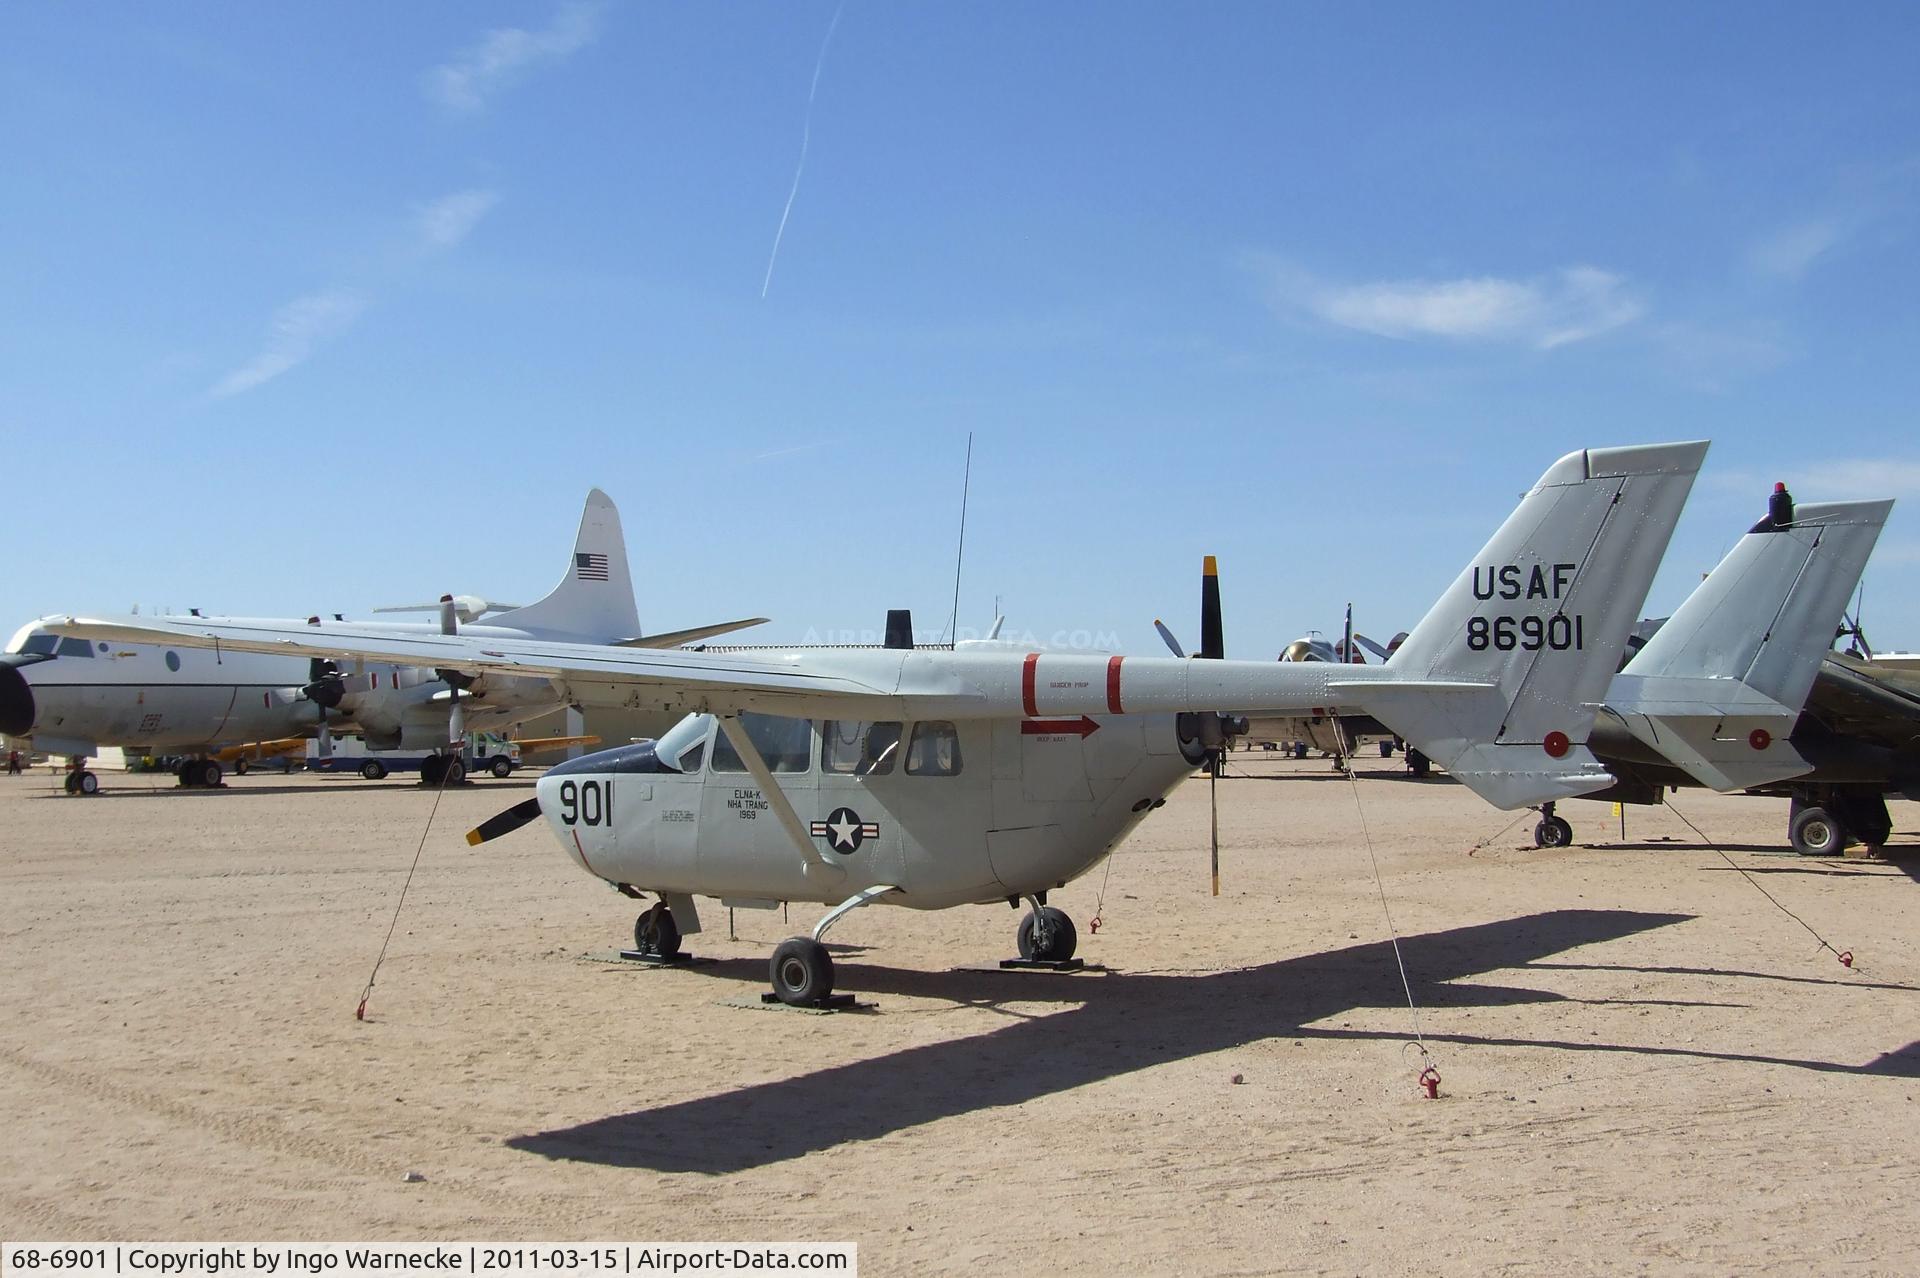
[810,806,880,854]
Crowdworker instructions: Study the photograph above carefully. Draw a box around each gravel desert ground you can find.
[3,756,1917,1274]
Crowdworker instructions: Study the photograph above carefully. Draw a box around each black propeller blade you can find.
[466,797,542,846]
[1200,554,1224,661]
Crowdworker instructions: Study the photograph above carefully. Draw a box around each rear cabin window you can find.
[821,721,903,776]
[905,721,963,776]
[709,713,814,774]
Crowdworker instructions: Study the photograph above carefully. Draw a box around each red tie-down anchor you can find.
[1838,950,1854,969]
[1418,1065,1441,1099]
[1088,915,1102,934]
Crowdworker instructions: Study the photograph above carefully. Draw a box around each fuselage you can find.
[1,617,566,758]
[535,710,1203,911]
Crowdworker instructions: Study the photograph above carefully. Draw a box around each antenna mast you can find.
[944,433,974,646]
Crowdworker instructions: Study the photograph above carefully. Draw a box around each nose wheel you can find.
[1017,904,1077,962]
[631,902,684,960]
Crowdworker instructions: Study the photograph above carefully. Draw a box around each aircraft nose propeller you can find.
[0,657,37,736]
[466,797,542,846]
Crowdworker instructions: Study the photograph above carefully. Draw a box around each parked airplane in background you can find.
[1540,488,1893,852]
[0,490,765,793]
[55,442,1707,1005]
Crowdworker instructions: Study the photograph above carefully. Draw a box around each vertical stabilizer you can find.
[487,490,641,643]
[1604,497,1892,791]
[1349,442,1707,807]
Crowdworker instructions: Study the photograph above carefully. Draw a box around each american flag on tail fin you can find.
[575,552,610,581]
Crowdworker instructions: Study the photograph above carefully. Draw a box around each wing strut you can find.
[717,715,846,884]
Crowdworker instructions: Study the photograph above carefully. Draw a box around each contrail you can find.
[761,1,845,299]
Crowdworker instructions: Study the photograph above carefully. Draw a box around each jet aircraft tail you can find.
[487,490,642,643]
[1338,442,1708,808]
[1601,497,1892,792]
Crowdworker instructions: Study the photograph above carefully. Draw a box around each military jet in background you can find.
[1,490,766,793]
[56,442,1706,1004]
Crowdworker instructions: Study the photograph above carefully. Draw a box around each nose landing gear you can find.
[1004,894,1083,971]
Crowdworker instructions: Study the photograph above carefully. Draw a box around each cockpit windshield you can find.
[655,713,713,773]
[7,632,85,658]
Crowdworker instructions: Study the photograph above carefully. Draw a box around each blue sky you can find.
[4,3,1917,655]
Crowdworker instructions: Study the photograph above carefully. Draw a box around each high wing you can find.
[44,616,913,718]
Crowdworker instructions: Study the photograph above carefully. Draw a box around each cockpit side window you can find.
[17,634,58,656]
[709,712,814,774]
[905,721,963,776]
[55,637,94,658]
[821,720,902,776]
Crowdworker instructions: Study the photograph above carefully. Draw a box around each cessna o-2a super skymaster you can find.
[55,442,1706,1007]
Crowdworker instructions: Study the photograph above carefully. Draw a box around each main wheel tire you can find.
[64,772,79,794]
[443,757,466,785]
[360,760,387,781]
[1534,815,1573,848]
[1406,748,1431,779]
[770,937,834,1006]
[232,757,249,776]
[1017,905,1077,962]
[1789,805,1846,857]
[1292,742,1308,760]
[201,760,222,788]
[1379,740,1394,758]
[420,756,445,785]
[77,771,99,796]
[633,904,681,958]
[490,757,513,779]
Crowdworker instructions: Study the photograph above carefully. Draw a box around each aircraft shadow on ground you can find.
[505,907,1914,1174]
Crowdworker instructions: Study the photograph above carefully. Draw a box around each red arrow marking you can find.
[1021,717,1101,738]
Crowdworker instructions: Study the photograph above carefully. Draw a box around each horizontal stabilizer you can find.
[616,617,771,649]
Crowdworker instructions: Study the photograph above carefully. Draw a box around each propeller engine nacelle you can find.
[1176,711,1249,765]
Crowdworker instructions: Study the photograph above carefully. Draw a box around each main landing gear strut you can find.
[767,885,899,1008]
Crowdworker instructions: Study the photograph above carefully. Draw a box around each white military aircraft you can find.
[2,490,764,792]
[54,442,1705,1003]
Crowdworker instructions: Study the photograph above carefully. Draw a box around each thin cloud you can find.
[1748,219,1845,281]
[1705,459,1920,501]
[416,188,500,250]
[426,2,603,115]
[1793,458,1920,498]
[208,289,367,399]
[1255,258,1644,349]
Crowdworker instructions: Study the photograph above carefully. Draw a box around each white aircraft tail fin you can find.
[1604,497,1892,792]
[1342,442,1708,808]
[487,490,641,643]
